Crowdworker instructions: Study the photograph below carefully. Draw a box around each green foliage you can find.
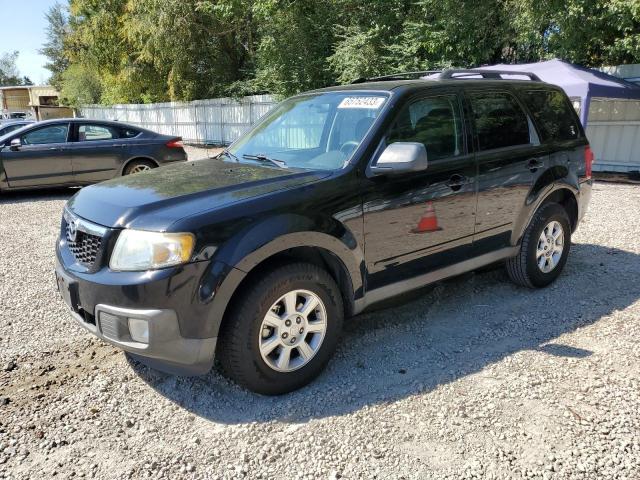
[40,2,70,90]
[59,64,102,106]
[41,0,640,105]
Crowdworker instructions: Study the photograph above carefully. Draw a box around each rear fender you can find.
[511,179,579,245]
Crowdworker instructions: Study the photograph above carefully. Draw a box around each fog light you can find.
[128,318,149,343]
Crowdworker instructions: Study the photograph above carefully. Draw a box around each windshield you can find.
[0,123,35,144]
[227,92,389,170]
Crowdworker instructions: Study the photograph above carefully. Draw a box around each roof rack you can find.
[351,70,442,84]
[350,68,542,84]
[437,69,541,81]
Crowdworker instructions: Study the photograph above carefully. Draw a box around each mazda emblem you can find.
[68,220,78,242]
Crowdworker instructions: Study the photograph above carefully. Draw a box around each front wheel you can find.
[218,263,344,395]
[506,202,572,288]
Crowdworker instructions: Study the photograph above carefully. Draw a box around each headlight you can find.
[110,230,195,271]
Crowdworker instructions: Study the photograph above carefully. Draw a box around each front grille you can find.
[62,209,108,270]
[66,226,102,267]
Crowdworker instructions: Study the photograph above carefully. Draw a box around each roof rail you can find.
[437,69,541,81]
[351,70,442,84]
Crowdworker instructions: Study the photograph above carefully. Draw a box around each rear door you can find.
[362,91,477,290]
[466,88,548,254]
[1,123,73,187]
[68,123,127,183]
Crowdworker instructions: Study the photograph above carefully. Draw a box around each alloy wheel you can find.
[536,220,564,273]
[130,164,152,174]
[258,289,327,372]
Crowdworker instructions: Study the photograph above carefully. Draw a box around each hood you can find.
[66,159,331,230]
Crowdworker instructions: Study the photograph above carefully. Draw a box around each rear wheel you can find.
[506,202,571,288]
[124,159,156,175]
[218,263,343,395]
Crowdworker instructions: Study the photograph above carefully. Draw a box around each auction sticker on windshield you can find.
[337,96,386,109]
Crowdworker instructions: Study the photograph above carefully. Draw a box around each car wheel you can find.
[124,160,156,175]
[506,202,571,288]
[218,263,344,395]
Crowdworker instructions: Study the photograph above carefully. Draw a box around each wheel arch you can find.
[232,244,357,313]
[120,156,159,175]
[512,183,579,246]
[205,231,364,341]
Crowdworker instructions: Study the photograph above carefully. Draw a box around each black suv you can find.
[55,70,593,394]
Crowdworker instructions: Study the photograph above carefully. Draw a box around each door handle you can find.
[446,174,468,191]
[527,158,545,172]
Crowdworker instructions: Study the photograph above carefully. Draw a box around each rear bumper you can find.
[577,178,593,226]
[55,258,218,376]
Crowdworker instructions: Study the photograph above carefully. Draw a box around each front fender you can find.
[194,214,364,339]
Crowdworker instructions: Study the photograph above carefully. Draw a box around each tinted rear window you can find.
[520,90,579,141]
[120,127,140,138]
[469,91,531,151]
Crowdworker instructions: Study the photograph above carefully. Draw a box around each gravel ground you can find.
[184,145,223,161]
[1,181,639,480]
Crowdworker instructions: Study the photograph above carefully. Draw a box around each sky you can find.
[2,0,61,85]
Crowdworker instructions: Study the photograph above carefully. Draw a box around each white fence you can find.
[79,94,277,145]
[587,98,640,173]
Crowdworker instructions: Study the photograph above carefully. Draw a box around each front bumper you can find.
[55,259,217,375]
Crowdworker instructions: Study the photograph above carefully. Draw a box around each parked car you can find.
[0,120,35,136]
[2,112,29,120]
[55,70,593,394]
[0,119,187,191]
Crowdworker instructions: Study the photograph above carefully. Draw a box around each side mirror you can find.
[369,142,428,176]
[9,138,21,151]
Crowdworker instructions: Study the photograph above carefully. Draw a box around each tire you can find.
[218,263,344,395]
[506,202,571,288]
[123,159,156,175]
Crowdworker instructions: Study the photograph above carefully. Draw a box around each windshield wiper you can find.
[217,149,239,162]
[242,153,287,168]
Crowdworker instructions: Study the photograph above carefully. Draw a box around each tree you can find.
[0,51,30,86]
[49,0,640,105]
[59,63,102,107]
[40,2,70,89]
[504,0,640,66]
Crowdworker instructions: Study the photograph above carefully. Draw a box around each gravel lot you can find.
[1,181,639,480]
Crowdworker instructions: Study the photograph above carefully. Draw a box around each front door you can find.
[68,123,126,183]
[362,92,477,290]
[2,123,73,187]
[466,89,548,254]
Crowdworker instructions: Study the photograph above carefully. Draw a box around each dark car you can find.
[0,120,35,136]
[0,118,187,191]
[55,70,593,394]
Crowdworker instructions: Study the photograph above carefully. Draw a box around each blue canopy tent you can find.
[474,59,640,173]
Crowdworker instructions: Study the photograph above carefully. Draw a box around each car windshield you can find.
[227,92,389,170]
[0,124,32,144]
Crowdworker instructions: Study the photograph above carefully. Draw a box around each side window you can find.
[520,90,580,141]
[469,92,530,151]
[120,127,140,138]
[78,124,119,142]
[388,95,463,160]
[21,124,69,145]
